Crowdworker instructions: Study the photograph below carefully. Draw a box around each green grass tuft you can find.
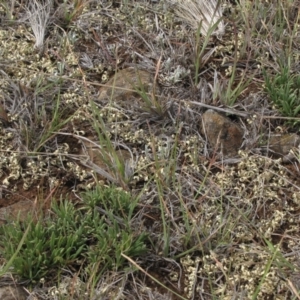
[0,186,148,282]
[264,65,300,126]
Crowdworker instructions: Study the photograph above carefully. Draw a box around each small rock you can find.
[202,109,243,157]
[99,68,153,102]
[0,200,35,225]
[0,286,27,300]
[0,104,8,125]
[268,134,300,157]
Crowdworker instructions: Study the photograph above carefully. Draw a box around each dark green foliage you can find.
[0,186,148,282]
[264,66,300,126]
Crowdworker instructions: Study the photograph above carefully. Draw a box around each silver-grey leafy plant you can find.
[172,0,225,38]
[26,0,53,50]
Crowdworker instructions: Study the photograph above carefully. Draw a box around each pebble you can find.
[202,109,243,157]
[0,200,35,225]
[98,68,153,102]
[268,133,300,157]
[0,104,8,125]
[0,286,27,300]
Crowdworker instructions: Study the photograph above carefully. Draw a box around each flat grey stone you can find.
[0,286,27,300]
[268,133,300,157]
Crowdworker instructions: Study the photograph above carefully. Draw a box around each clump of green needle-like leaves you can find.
[0,186,148,282]
[264,66,300,126]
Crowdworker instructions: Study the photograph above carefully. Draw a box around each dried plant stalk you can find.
[26,0,52,50]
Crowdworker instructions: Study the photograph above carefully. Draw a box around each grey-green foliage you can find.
[0,186,148,282]
[264,66,300,126]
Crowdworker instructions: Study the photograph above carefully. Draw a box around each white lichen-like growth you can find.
[173,0,225,38]
[26,0,53,50]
